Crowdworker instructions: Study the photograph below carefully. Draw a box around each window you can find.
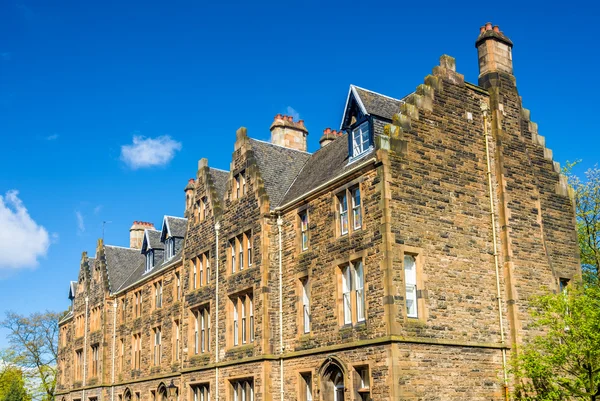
[354,366,371,401]
[90,307,101,331]
[193,307,210,354]
[192,259,198,290]
[134,290,142,318]
[299,211,309,251]
[75,315,84,337]
[120,338,125,372]
[192,384,210,401]
[132,333,141,370]
[404,255,418,318]
[230,232,252,274]
[231,379,253,401]
[340,260,366,325]
[146,250,154,272]
[337,186,362,236]
[233,171,247,200]
[351,121,370,158]
[165,238,175,261]
[75,349,83,381]
[301,278,310,334]
[559,277,570,294]
[121,297,127,323]
[173,320,180,361]
[155,281,163,309]
[153,327,162,365]
[193,252,210,288]
[91,344,99,377]
[200,197,208,222]
[60,326,68,347]
[300,373,313,401]
[230,292,253,347]
[175,272,181,301]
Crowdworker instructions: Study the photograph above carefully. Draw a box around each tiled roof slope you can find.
[280,134,374,205]
[104,246,144,292]
[249,139,311,209]
[165,216,187,238]
[352,85,403,121]
[145,229,164,250]
[116,250,182,292]
[209,168,229,201]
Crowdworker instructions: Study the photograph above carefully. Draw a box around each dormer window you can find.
[165,237,175,261]
[146,250,154,272]
[351,121,371,158]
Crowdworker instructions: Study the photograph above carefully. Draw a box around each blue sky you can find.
[0,0,597,347]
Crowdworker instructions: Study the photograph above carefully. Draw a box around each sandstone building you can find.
[56,23,581,401]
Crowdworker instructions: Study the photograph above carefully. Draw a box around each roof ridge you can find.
[351,84,402,102]
[164,215,187,220]
[209,167,230,173]
[105,245,137,251]
[249,138,312,155]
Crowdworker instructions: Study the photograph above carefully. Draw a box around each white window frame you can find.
[342,266,352,325]
[404,255,418,318]
[233,301,239,346]
[355,261,365,322]
[153,327,161,365]
[339,193,348,236]
[351,121,370,158]
[247,232,252,267]
[146,250,154,272]
[302,279,310,333]
[351,187,362,230]
[300,211,309,251]
[231,240,236,273]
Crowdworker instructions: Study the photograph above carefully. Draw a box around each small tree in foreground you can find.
[512,280,600,400]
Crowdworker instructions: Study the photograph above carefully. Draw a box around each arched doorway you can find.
[123,388,132,401]
[320,357,346,401]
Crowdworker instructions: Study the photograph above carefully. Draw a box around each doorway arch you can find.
[319,356,347,401]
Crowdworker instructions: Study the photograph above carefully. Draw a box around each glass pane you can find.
[404,255,416,285]
[343,293,352,324]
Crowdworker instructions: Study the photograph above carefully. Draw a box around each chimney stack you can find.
[270,114,308,152]
[129,221,155,249]
[319,128,344,148]
[475,22,514,80]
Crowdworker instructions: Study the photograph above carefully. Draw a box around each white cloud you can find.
[46,134,59,141]
[120,135,182,169]
[0,190,50,270]
[75,211,85,235]
[93,205,102,215]
[286,106,300,121]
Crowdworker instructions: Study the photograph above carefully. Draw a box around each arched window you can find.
[157,383,168,401]
[320,358,346,401]
[123,388,132,401]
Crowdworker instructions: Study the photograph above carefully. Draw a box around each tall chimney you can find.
[270,114,308,152]
[475,22,514,80]
[129,221,155,249]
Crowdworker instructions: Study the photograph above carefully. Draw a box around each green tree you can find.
[1,311,59,401]
[512,281,600,400]
[0,359,31,401]
[564,163,600,281]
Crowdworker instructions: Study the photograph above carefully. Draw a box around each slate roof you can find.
[116,250,182,292]
[351,85,403,121]
[69,281,77,300]
[249,139,311,209]
[142,229,164,253]
[280,134,374,205]
[209,168,229,201]
[104,246,144,292]
[162,216,187,241]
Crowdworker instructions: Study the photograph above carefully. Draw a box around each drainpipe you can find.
[83,296,89,401]
[215,221,221,401]
[277,215,284,401]
[481,102,509,400]
[111,299,117,401]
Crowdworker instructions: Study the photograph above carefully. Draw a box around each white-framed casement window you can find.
[404,255,418,318]
[230,239,236,274]
[351,187,362,230]
[230,232,252,274]
[300,211,309,251]
[176,272,181,301]
[192,259,198,290]
[301,278,310,334]
[153,326,161,365]
[238,236,244,272]
[232,379,253,401]
[192,384,210,401]
[193,306,210,354]
[355,366,371,401]
[247,232,252,267]
[199,256,204,287]
[173,320,180,361]
[154,281,163,309]
[132,333,141,370]
[340,260,366,325]
[134,291,142,318]
[145,250,154,272]
[91,344,99,377]
[164,237,175,261]
[230,292,254,347]
[337,186,362,236]
[351,121,370,158]
[75,349,83,380]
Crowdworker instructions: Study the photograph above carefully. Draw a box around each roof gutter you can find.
[275,157,377,213]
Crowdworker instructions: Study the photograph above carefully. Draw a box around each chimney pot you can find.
[485,22,492,30]
[298,119,304,126]
[493,25,500,32]
[275,114,282,121]
[324,128,331,135]
[480,26,485,34]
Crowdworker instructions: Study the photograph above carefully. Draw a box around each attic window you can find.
[146,250,154,272]
[165,237,175,261]
[351,121,371,158]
